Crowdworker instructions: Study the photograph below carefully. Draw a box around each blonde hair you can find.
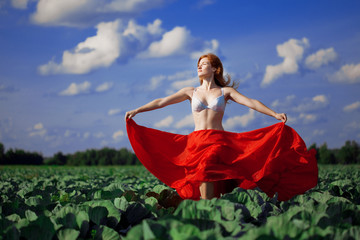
[198,53,238,88]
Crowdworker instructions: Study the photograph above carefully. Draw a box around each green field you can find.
[1,165,359,239]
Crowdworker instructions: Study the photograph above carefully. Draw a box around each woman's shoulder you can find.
[179,86,195,93]
[175,87,195,98]
[222,86,237,93]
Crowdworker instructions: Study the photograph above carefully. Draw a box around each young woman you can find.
[125,53,317,201]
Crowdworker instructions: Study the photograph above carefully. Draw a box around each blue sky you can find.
[1,0,359,156]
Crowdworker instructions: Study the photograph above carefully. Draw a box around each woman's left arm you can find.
[226,87,287,123]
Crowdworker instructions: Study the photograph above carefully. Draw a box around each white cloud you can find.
[29,122,47,137]
[271,95,296,108]
[293,94,329,112]
[59,81,91,96]
[31,0,168,27]
[223,109,255,130]
[237,72,253,84]
[11,0,29,9]
[305,47,337,69]
[29,129,47,137]
[299,113,317,124]
[64,130,81,138]
[175,114,194,129]
[343,101,360,112]
[100,140,109,146]
[285,115,297,125]
[31,0,92,26]
[108,108,122,116]
[168,70,194,81]
[96,82,114,92]
[271,100,280,108]
[190,39,219,59]
[64,130,73,138]
[272,94,328,117]
[122,19,164,48]
[149,70,198,94]
[59,81,114,96]
[154,115,174,128]
[94,132,105,138]
[345,121,360,131]
[40,18,215,75]
[170,77,198,91]
[112,130,124,141]
[313,129,325,136]
[262,38,309,87]
[0,118,14,141]
[34,123,44,130]
[39,20,121,75]
[139,26,192,58]
[101,0,166,13]
[139,26,219,59]
[149,75,166,90]
[312,95,328,104]
[197,0,216,8]
[39,17,218,75]
[83,132,90,139]
[329,63,360,84]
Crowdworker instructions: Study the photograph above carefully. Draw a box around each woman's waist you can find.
[193,121,224,132]
[194,126,224,131]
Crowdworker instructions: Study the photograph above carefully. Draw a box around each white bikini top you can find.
[191,88,226,112]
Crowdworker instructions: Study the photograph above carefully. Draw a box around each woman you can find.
[125,53,317,201]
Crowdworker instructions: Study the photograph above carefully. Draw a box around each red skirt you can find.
[126,119,318,201]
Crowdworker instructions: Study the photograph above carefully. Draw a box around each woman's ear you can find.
[212,67,216,73]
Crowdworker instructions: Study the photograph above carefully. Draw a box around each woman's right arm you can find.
[125,87,193,120]
[226,87,287,123]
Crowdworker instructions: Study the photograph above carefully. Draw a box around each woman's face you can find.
[197,57,215,78]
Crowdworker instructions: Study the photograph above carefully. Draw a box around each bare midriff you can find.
[193,110,225,131]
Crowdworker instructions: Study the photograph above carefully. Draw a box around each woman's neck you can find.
[200,77,218,90]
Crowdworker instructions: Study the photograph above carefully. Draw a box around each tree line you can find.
[0,142,140,166]
[309,140,360,164]
[0,140,359,165]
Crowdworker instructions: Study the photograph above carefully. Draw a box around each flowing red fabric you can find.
[126,119,318,201]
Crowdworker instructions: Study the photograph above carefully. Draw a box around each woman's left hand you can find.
[275,113,287,123]
[125,109,138,121]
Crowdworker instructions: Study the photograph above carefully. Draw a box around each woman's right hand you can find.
[125,109,138,121]
[275,113,287,123]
